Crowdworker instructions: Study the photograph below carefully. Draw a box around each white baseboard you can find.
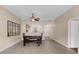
[52,39,68,48]
[0,40,21,52]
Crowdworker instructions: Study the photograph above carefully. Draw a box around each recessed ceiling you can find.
[4,5,74,21]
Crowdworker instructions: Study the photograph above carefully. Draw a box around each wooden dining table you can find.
[23,33,43,46]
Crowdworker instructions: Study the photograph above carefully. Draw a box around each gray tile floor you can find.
[0,39,76,54]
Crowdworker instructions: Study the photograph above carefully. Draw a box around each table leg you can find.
[23,39,26,46]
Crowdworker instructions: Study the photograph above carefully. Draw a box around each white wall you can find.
[0,6,21,52]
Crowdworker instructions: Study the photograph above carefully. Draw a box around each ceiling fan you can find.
[30,13,40,22]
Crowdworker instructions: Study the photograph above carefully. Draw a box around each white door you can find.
[68,20,79,48]
[43,24,50,37]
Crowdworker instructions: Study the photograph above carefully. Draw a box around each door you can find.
[68,20,79,48]
[43,25,49,37]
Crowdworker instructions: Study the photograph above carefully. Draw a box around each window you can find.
[7,20,20,37]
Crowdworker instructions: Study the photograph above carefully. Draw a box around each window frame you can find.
[7,20,20,37]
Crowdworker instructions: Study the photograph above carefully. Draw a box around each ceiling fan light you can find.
[31,19,35,22]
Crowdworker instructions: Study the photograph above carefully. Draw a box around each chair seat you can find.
[29,39,37,40]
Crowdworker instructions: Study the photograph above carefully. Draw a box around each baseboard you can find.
[0,40,21,52]
[52,39,68,48]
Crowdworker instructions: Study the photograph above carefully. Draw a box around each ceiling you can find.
[4,5,74,21]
